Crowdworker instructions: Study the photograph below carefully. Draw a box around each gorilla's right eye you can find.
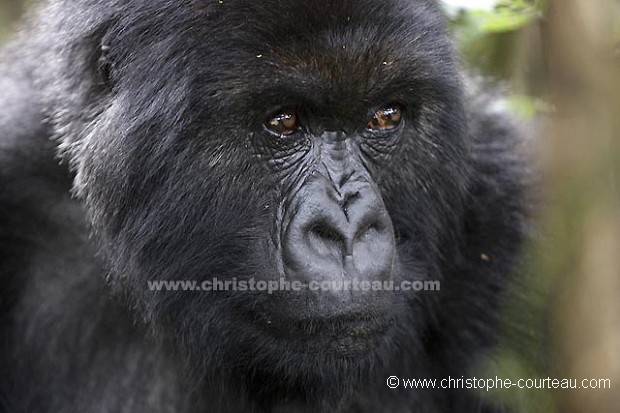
[265,109,298,136]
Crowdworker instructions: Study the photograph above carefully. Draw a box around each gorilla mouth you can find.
[254,311,395,356]
[331,318,392,355]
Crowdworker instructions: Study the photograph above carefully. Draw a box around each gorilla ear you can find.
[96,42,113,91]
[82,23,117,94]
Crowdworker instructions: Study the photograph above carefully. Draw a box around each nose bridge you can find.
[318,131,367,192]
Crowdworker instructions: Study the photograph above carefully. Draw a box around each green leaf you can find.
[468,9,537,33]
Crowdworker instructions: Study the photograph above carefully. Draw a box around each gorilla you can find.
[0,0,530,412]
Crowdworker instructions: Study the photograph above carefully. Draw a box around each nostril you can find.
[307,222,345,257]
[309,223,344,244]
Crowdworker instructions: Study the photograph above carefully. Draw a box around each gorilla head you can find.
[0,0,528,411]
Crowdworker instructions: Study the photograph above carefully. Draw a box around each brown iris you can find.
[265,109,298,136]
[367,104,403,131]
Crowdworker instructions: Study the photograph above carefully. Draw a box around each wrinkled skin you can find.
[0,0,530,412]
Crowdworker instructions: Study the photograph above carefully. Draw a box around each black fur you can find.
[0,1,530,412]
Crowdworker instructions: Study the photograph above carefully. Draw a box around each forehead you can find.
[113,0,453,116]
[201,0,450,105]
[234,0,446,68]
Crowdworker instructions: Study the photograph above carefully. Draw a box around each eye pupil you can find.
[265,109,298,136]
[367,104,403,131]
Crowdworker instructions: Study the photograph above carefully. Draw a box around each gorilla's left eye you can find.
[265,109,298,136]
[367,104,403,131]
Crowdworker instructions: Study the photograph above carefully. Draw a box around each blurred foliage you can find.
[442,0,549,120]
[444,0,543,34]
[0,0,26,41]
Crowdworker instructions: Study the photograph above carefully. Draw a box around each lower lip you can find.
[329,321,389,355]
[252,311,392,344]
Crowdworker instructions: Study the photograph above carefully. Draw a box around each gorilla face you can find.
[50,0,470,394]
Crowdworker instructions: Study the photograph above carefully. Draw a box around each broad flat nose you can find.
[283,181,395,283]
